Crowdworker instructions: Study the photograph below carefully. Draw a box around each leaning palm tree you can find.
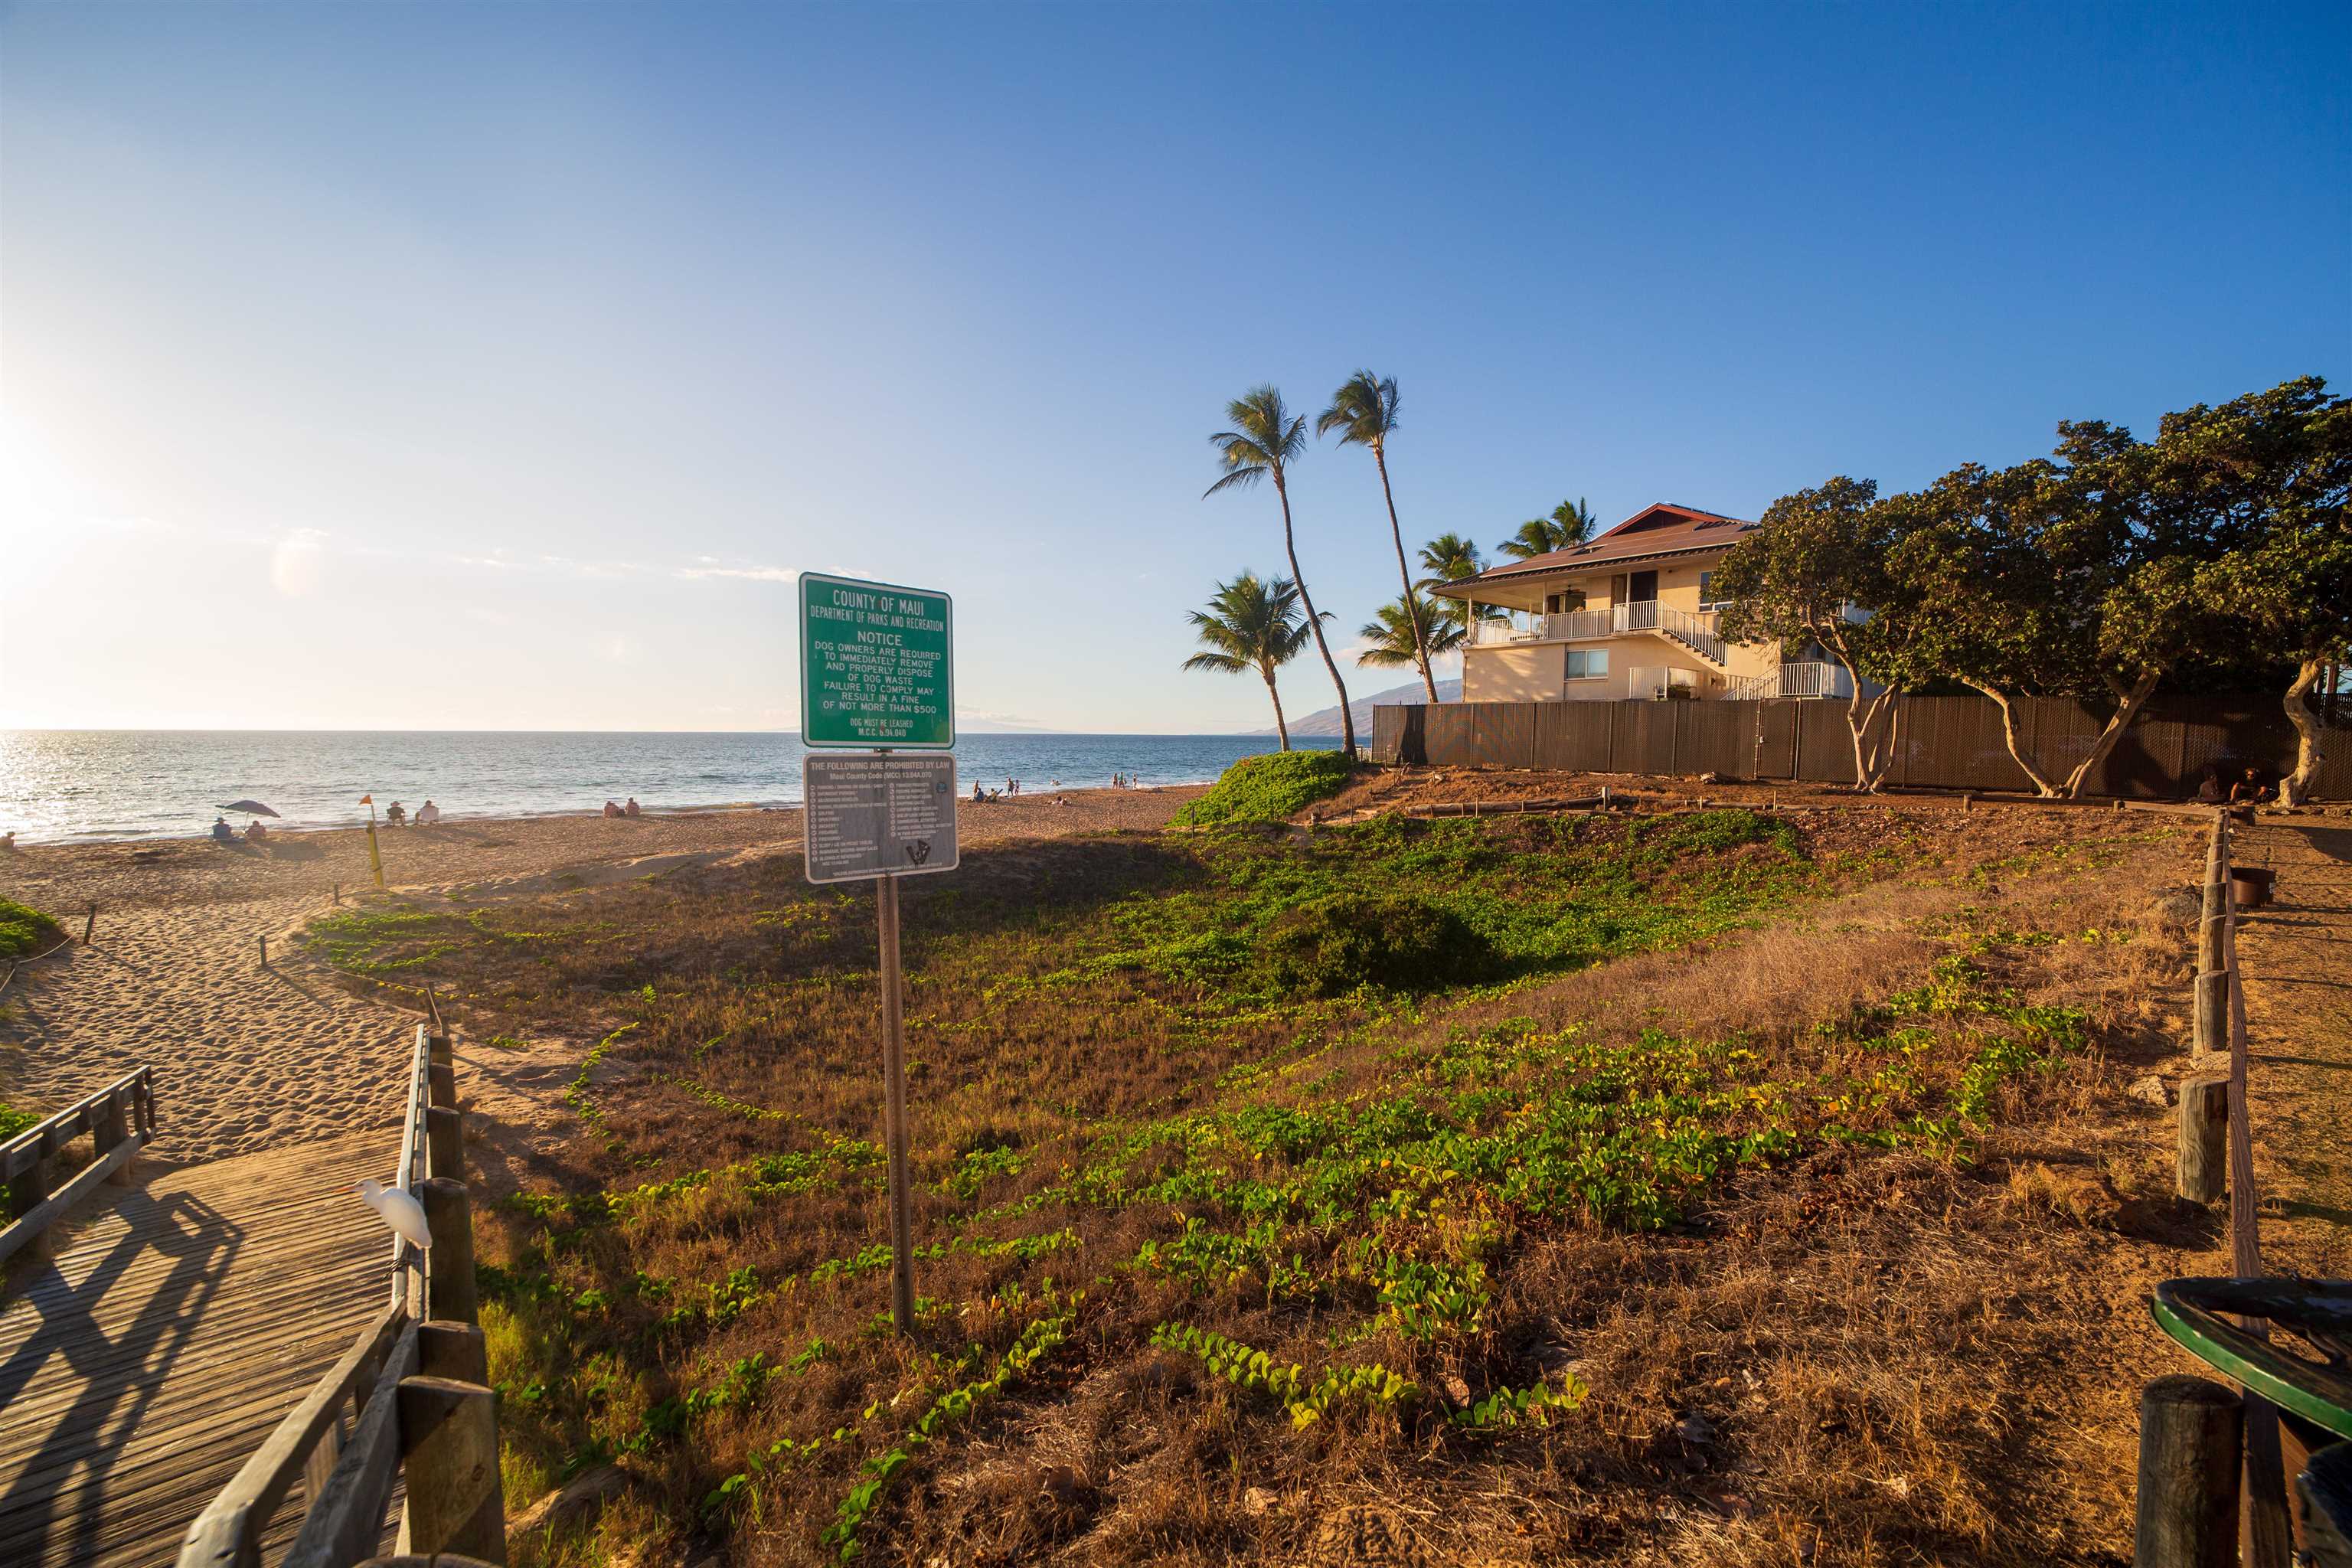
[1182,572,1318,749]
[1318,371,1435,703]
[1207,387,1354,754]
[1498,497,1600,560]
[1416,532,1500,642]
[1357,593,1466,672]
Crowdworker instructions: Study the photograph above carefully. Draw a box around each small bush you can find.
[0,899,61,960]
[1259,892,1498,995]
[1186,749,1354,825]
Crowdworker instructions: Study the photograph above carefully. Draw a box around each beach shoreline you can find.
[0,784,1211,1166]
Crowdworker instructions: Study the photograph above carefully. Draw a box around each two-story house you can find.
[1428,501,1857,703]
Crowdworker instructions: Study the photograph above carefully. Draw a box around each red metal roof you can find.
[1459,502,1756,580]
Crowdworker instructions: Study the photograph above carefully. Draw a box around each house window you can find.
[1544,589,1586,615]
[1563,649,1609,681]
[1698,571,1730,611]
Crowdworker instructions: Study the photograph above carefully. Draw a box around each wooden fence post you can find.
[420,1177,479,1325]
[418,1321,491,1385]
[394,1375,505,1562]
[95,1089,135,1187]
[2137,1374,2243,1568]
[426,1106,462,1183]
[83,903,96,945]
[259,934,269,969]
[2177,1073,2229,1203]
[427,1061,456,1110]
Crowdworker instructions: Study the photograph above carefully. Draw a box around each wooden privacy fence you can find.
[0,1067,155,1265]
[1370,693,2351,799]
[177,1013,505,1568]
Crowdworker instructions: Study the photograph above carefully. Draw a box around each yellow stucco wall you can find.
[1462,642,1566,702]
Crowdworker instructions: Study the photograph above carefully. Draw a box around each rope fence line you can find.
[2140,810,2321,1568]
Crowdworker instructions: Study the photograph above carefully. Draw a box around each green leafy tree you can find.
[1357,593,1465,671]
[1319,371,1436,703]
[1885,388,2328,799]
[1498,498,1598,560]
[1208,387,1354,754]
[1181,572,1321,750]
[2177,378,2352,802]
[1711,477,1924,790]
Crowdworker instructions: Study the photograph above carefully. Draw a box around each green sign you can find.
[798,571,954,748]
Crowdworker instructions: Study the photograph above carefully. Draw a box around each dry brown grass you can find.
[341,805,2212,1568]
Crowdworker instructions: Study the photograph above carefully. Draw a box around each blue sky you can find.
[4,2,2345,733]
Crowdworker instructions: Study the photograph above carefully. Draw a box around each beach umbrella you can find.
[220,800,281,818]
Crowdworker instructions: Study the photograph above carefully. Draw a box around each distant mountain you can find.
[1253,678,1460,738]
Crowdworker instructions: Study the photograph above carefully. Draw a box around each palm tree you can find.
[1318,371,1435,703]
[1357,593,1465,673]
[1416,531,1500,644]
[1498,497,1600,560]
[1207,386,1354,753]
[1181,572,1318,749]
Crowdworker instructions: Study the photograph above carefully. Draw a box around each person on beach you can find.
[243,819,270,842]
[625,797,641,817]
[2230,766,2275,805]
[211,815,236,843]
[415,800,441,825]
[385,801,407,826]
[603,800,624,818]
[971,782,985,804]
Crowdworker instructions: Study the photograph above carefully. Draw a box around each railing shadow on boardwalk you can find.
[0,1188,240,1566]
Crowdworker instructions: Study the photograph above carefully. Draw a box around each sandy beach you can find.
[0,787,1204,1166]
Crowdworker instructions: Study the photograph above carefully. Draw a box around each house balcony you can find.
[1468,603,1728,664]
[1723,662,1864,701]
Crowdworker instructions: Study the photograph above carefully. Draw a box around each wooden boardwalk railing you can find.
[177,1016,503,1568]
[2,1070,156,1267]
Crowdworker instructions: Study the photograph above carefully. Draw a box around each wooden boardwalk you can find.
[0,1132,393,1567]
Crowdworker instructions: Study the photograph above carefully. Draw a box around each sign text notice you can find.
[799,572,954,749]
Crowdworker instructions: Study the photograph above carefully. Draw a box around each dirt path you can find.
[2232,817,2352,1279]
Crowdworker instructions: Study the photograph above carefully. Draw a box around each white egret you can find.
[354,1178,432,1250]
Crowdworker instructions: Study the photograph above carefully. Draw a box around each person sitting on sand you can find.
[603,799,624,818]
[624,797,641,817]
[385,801,407,826]
[1,831,14,850]
[243,819,269,842]
[415,800,441,825]
[2230,766,2274,805]
[971,782,986,804]
[211,815,236,843]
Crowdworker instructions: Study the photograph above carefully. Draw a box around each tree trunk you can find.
[1824,622,1895,791]
[1263,669,1292,751]
[1964,679,2063,796]
[1846,688,1899,792]
[1276,474,1354,755]
[1374,447,1437,704]
[2060,668,2162,798]
[2280,658,2325,806]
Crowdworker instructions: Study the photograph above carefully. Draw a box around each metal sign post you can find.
[874,871,915,1334]
[799,574,958,1338]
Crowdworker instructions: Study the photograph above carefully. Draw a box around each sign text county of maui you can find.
[798,572,955,749]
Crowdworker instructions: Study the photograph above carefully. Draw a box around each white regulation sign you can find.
[803,753,960,884]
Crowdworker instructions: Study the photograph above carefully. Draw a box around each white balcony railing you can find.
[1466,603,1726,662]
[1724,662,1859,701]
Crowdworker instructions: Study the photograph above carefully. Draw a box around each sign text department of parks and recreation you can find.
[798,571,955,750]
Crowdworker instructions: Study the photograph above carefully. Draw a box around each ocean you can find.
[0,731,1341,845]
